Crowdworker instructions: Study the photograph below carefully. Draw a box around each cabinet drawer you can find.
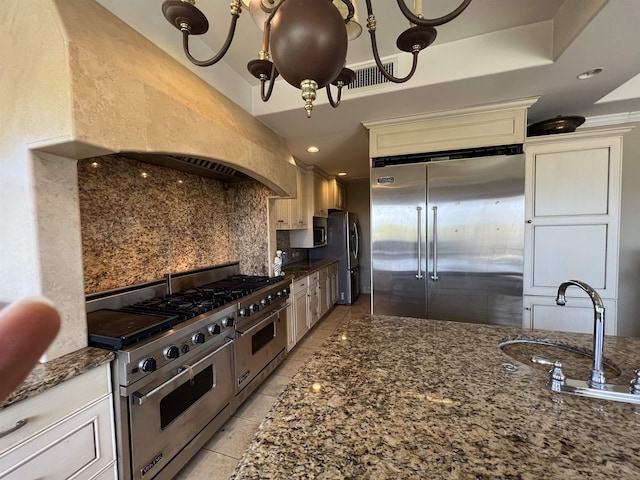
[0,365,111,454]
[308,271,319,284]
[0,394,115,479]
[291,277,307,293]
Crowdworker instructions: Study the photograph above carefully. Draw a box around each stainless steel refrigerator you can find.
[310,211,360,305]
[370,151,525,326]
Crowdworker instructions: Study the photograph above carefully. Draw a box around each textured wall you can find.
[78,155,274,294]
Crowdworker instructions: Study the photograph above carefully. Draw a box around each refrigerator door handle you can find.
[353,222,359,260]
[431,206,439,281]
[416,206,424,279]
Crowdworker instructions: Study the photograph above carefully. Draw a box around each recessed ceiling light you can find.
[337,172,347,176]
[307,146,319,153]
[577,67,603,80]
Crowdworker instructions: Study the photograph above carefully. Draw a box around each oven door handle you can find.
[129,340,231,404]
[236,303,289,337]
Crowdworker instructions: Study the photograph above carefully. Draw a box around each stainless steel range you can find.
[86,262,290,480]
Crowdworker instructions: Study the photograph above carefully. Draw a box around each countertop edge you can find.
[282,259,338,281]
[1,347,114,409]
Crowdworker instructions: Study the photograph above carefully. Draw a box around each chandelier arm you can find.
[181,14,241,67]
[366,27,420,83]
[338,0,355,24]
[326,84,344,108]
[395,0,472,27]
[260,63,278,102]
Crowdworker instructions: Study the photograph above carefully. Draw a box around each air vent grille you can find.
[168,155,240,177]
[348,62,394,90]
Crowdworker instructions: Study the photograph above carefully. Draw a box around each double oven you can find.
[86,263,289,480]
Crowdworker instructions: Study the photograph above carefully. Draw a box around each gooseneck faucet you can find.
[556,280,606,389]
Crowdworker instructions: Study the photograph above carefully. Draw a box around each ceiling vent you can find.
[348,59,396,90]
[121,152,251,183]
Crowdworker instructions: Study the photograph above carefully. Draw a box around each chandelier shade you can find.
[161,0,473,117]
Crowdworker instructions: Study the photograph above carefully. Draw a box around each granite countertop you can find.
[283,259,338,281]
[232,315,640,479]
[1,347,114,409]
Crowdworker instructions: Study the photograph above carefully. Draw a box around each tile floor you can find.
[174,295,371,480]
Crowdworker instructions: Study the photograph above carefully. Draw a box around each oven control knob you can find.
[268,294,277,302]
[139,357,156,373]
[164,345,179,359]
[208,324,221,335]
[192,332,205,344]
[221,317,234,327]
[250,303,260,313]
[181,344,190,354]
[239,308,250,317]
[260,298,270,306]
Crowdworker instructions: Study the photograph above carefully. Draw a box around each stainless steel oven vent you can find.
[121,152,251,182]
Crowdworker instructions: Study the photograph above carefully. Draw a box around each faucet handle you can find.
[630,370,640,395]
[532,356,566,391]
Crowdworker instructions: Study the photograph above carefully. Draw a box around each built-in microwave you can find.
[290,216,328,248]
[313,225,326,247]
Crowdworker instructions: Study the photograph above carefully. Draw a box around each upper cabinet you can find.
[273,166,309,231]
[523,127,631,334]
[364,98,537,157]
[312,171,329,218]
[327,176,346,211]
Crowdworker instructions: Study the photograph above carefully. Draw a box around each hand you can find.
[0,298,61,402]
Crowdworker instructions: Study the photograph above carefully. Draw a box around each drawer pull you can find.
[0,418,28,439]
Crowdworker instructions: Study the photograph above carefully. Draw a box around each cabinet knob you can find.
[526,219,532,224]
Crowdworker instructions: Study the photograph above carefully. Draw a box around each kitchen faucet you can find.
[556,280,606,389]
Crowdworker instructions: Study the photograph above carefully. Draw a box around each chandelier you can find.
[161,0,472,117]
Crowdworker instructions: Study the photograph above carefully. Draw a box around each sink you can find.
[499,336,621,380]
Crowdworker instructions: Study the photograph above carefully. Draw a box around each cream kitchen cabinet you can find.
[327,176,346,211]
[0,364,116,480]
[273,166,309,231]
[329,262,339,305]
[312,171,329,218]
[318,268,329,319]
[523,127,629,334]
[307,271,320,327]
[287,276,310,352]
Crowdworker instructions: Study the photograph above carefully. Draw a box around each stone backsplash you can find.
[78,154,274,294]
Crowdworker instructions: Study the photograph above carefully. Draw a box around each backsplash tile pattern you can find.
[78,154,274,294]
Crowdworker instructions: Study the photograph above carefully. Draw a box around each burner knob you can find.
[208,324,221,335]
[181,344,190,354]
[268,294,277,302]
[139,357,156,373]
[260,298,270,306]
[222,317,234,327]
[192,332,205,344]
[164,345,179,359]
[250,304,260,313]
[239,308,250,317]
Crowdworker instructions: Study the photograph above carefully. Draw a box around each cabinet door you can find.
[313,173,328,218]
[272,198,291,230]
[292,168,309,229]
[307,281,319,327]
[523,295,617,335]
[294,289,309,342]
[329,264,339,305]
[524,133,622,299]
[327,178,346,211]
[318,270,328,318]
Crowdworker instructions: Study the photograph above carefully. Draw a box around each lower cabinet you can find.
[307,272,320,328]
[0,364,116,480]
[523,295,617,336]
[286,262,339,351]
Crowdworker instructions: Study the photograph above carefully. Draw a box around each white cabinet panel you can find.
[533,148,610,217]
[532,224,608,289]
[524,295,617,335]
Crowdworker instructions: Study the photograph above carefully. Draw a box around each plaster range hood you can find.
[121,152,253,183]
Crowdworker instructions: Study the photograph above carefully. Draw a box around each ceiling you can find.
[97,0,640,181]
